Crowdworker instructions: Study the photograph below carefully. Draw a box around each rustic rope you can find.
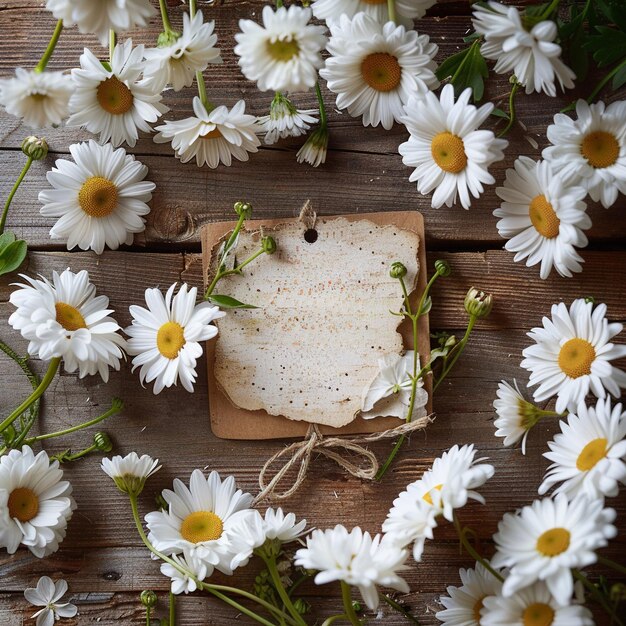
[298,199,317,231]
[253,415,432,504]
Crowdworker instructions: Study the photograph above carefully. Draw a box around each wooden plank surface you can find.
[0,0,625,624]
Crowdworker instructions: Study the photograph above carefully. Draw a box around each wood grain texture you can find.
[0,0,625,623]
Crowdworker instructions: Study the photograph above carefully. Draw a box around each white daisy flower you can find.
[144,11,222,92]
[311,0,437,28]
[472,1,575,97]
[435,562,503,626]
[493,380,553,454]
[8,268,126,382]
[539,398,626,500]
[294,525,410,611]
[38,140,155,254]
[320,14,438,130]
[46,0,155,45]
[24,576,77,626]
[543,99,626,209]
[0,447,76,558]
[482,580,594,626]
[296,126,329,167]
[101,452,161,496]
[0,69,72,128]
[234,6,327,93]
[492,494,617,605]
[126,283,224,394]
[67,39,167,148]
[154,97,261,168]
[494,157,591,279]
[161,548,211,595]
[145,469,256,573]
[263,507,307,543]
[258,92,318,145]
[521,298,626,414]
[222,510,267,573]
[399,85,508,209]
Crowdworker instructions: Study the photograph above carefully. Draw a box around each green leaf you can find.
[436,41,488,102]
[0,239,27,276]
[595,0,626,31]
[490,107,510,119]
[207,294,258,309]
[586,26,626,67]
[0,232,16,250]
[612,63,626,89]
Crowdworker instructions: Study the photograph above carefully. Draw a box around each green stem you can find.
[61,443,98,462]
[169,590,176,626]
[381,594,421,625]
[109,29,116,63]
[321,617,348,626]
[188,0,215,111]
[1,157,33,235]
[158,0,174,33]
[398,276,413,316]
[276,0,284,7]
[497,80,520,138]
[340,582,362,626]
[453,514,504,582]
[146,606,151,626]
[574,570,624,626]
[387,0,397,23]
[598,555,626,577]
[315,81,327,128]
[0,357,60,434]
[34,19,63,73]
[586,57,626,104]
[434,316,477,392]
[539,0,560,19]
[201,586,279,626]
[24,399,122,444]
[264,556,307,626]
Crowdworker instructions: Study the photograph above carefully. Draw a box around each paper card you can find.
[202,211,430,440]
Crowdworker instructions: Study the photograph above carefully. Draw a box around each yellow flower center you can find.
[522,603,555,626]
[55,302,87,331]
[558,338,596,379]
[266,38,300,62]
[8,487,39,522]
[431,132,467,173]
[180,511,224,543]
[78,176,118,218]
[529,194,560,238]
[96,76,134,115]
[576,437,608,471]
[473,596,486,623]
[201,128,223,140]
[360,52,402,92]
[580,131,619,169]
[536,528,570,557]
[156,322,186,359]
[422,483,443,506]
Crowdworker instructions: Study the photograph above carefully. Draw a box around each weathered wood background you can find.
[0,0,625,624]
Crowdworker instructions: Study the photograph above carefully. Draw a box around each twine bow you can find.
[253,415,432,504]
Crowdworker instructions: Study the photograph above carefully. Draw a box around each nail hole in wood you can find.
[304,228,318,243]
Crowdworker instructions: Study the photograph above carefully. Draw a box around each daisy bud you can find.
[389,261,407,279]
[140,590,158,608]
[234,201,253,219]
[294,598,310,615]
[435,259,452,277]
[464,287,493,319]
[261,235,277,254]
[157,30,181,48]
[21,136,48,160]
[101,452,161,497]
[93,432,113,453]
[155,493,168,511]
[297,126,329,168]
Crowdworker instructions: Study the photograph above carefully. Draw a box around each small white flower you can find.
[295,525,410,611]
[492,494,617,605]
[482,580,594,626]
[101,452,161,496]
[0,447,76,558]
[155,97,261,168]
[126,283,224,394]
[223,510,267,572]
[8,268,126,381]
[67,39,167,147]
[296,126,328,167]
[39,140,155,254]
[263,507,307,542]
[311,0,437,28]
[361,351,428,420]
[144,11,222,92]
[493,380,546,454]
[46,0,155,45]
[543,99,626,209]
[521,298,626,413]
[320,14,438,130]
[472,1,575,97]
[146,470,256,574]
[234,6,327,93]
[161,548,211,595]
[539,398,626,500]
[435,562,503,626]
[0,69,72,128]
[258,93,317,145]
[494,157,591,279]
[399,85,508,209]
[24,576,77,626]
